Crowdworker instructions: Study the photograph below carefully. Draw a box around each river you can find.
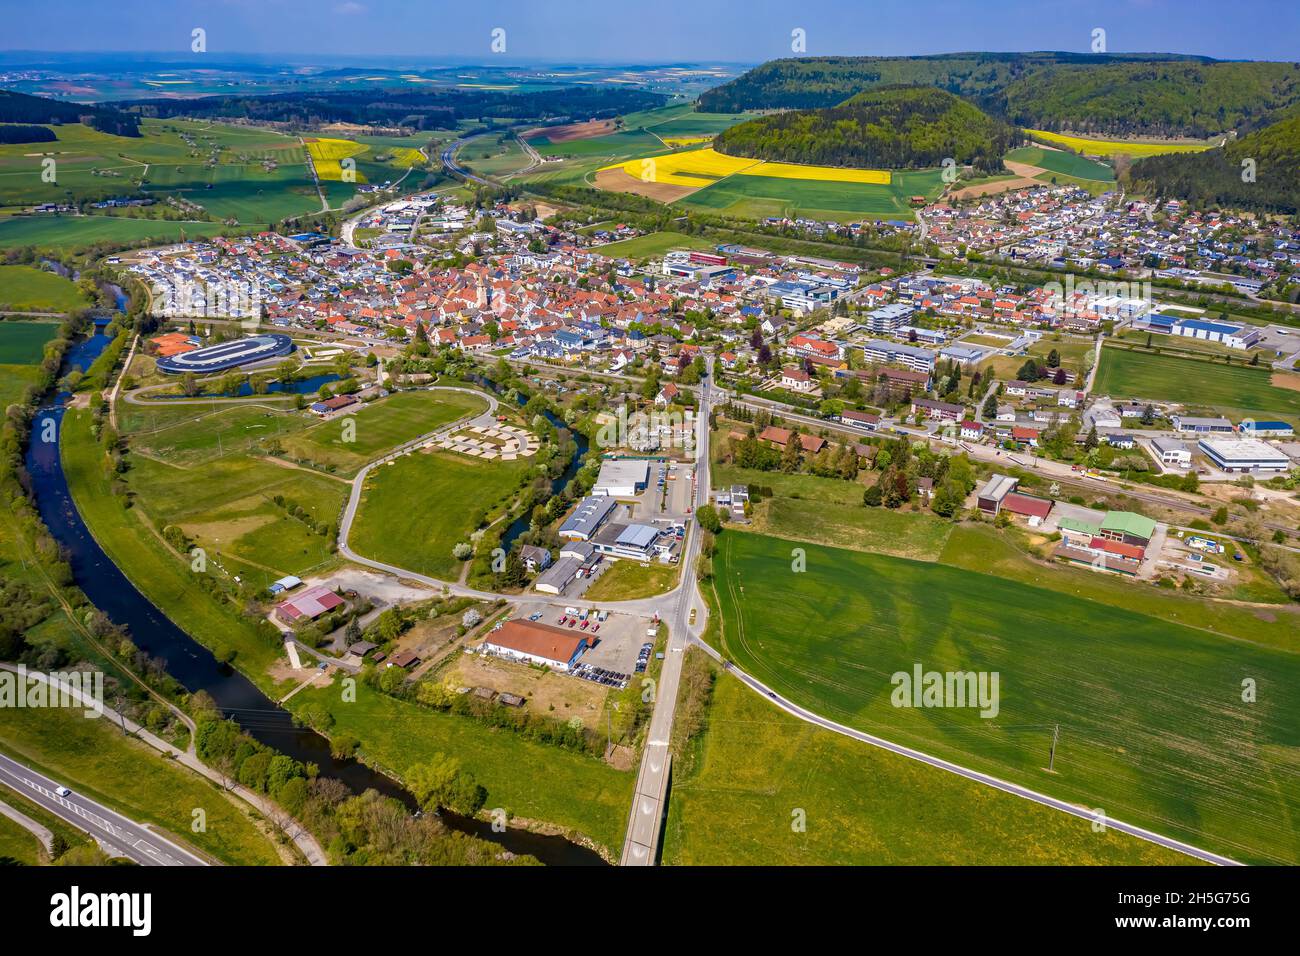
[24,332,606,866]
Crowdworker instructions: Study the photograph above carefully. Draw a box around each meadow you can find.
[349,448,531,580]
[0,317,60,362]
[663,664,1198,866]
[62,407,297,687]
[709,530,1300,865]
[287,681,634,857]
[0,214,229,250]
[1093,345,1300,421]
[0,697,284,865]
[0,266,91,312]
[1026,129,1217,158]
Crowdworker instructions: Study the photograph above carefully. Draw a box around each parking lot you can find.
[512,599,657,681]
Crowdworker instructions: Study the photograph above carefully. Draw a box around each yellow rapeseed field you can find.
[602,147,761,187]
[306,137,369,183]
[740,160,890,184]
[1027,129,1216,158]
[602,146,891,189]
[305,137,367,161]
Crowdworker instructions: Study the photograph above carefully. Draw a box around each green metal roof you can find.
[1058,516,1101,535]
[1101,511,1157,540]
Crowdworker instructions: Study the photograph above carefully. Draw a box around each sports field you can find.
[663,665,1197,865]
[1026,129,1217,158]
[709,530,1300,865]
[350,448,530,580]
[1094,345,1300,421]
[0,266,91,313]
[276,389,487,476]
[590,230,718,260]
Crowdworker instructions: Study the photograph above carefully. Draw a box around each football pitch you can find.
[1094,345,1300,422]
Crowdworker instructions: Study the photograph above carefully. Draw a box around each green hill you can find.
[699,53,1300,139]
[712,86,1016,172]
[1126,107,1300,213]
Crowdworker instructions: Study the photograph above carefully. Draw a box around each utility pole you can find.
[1048,723,1060,773]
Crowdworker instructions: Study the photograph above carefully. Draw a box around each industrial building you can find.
[481,620,589,672]
[558,495,618,541]
[1197,438,1292,474]
[592,459,651,497]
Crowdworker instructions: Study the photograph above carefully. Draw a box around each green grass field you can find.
[0,266,91,313]
[0,214,229,250]
[276,389,486,476]
[582,558,680,601]
[1094,345,1300,421]
[708,530,1300,865]
[61,408,291,689]
[590,230,718,260]
[0,318,59,362]
[287,681,633,856]
[350,448,530,580]
[679,168,945,222]
[0,704,283,865]
[1006,146,1115,182]
[663,664,1198,865]
[0,810,43,864]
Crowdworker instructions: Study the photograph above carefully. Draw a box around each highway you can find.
[441,132,493,186]
[688,640,1243,866]
[0,753,208,866]
[621,359,714,866]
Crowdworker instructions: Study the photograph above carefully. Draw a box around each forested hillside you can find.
[126,86,666,130]
[699,54,1300,138]
[1126,107,1300,213]
[0,89,141,137]
[713,86,1017,172]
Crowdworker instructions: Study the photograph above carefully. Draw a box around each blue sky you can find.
[1,0,1296,62]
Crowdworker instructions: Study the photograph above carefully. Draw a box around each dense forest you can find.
[1126,107,1300,214]
[0,123,57,144]
[124,86,666,130]
[698,53,1300,138]
[713,86,1018,172]
[0,89,141,136]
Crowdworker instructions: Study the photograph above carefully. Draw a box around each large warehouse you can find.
[155,333,295,374]
[1197,438,1293,474]
[481,620,589,672]
[592,459,651,497]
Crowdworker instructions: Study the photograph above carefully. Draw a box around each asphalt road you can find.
[621,363,713,866]
[0,753,207,867]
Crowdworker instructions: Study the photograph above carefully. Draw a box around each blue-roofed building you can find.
[1239,420,1295,438]
[1171,318,1260,350]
